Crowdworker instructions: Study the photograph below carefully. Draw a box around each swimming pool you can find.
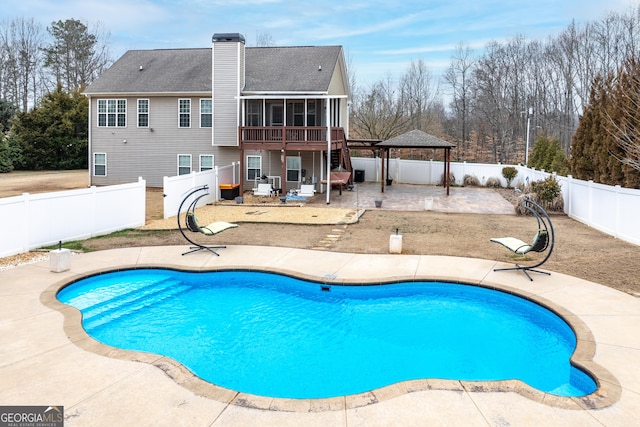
[57,269,597,399]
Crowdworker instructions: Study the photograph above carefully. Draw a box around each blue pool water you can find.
[57,269,596,399]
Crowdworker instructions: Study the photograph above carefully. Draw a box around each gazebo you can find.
[376,130,457,195]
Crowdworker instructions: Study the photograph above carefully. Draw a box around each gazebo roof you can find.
[377,129,456,148]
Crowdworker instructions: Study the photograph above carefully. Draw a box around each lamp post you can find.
[525,107,533,165]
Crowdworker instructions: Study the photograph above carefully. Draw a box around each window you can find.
[270,103,283,126]
[97,99,126,127]
[94,153,106,176]
[137,99,149,127]
[307,100,316,126]
[179,99,191,128]
[246,100,262,126]
[287,101,304,126]
[200,99,212,128]
[246,155,261,180]
[178,154,192,175]
[286,156,301,182]
[200,155,213,171]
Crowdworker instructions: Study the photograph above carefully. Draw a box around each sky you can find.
[3,0,637,88]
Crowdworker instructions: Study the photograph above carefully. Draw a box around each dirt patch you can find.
[2,170,639,298]
[0,170,91,195]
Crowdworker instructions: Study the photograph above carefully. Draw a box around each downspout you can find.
[86,94,92,185]
[326,98,331,204]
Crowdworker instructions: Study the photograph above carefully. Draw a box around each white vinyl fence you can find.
[163,162,239,219]
[0,177,146,258]
[3,159,637,258]
[352,157,640,246]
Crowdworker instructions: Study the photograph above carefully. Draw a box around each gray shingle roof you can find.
[84,45,343,95]
[84,48,211,94]
[244,46,341,93]
[377,130,456,148]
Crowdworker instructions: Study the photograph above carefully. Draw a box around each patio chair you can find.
[178,185,237,256]
[253,183,274,197]
[298,184,316,197]
[490,197,555,281]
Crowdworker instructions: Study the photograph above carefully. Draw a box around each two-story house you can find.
[84,33,351,196]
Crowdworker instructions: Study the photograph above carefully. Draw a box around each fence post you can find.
[615,185,621,240]
[214,166,220,202]
[566,175,573,216]
[21,193,30,253]
[91,185,98,237]
[588,180,594,227]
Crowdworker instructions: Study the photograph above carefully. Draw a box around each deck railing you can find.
[240,126,345,148]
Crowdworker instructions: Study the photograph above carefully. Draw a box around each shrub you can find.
[501,166,518,188]
[485,177,502,188]
[439,172,456,187]
[463,174,481,187]
[516,175,564,212]
[531,176,561,203]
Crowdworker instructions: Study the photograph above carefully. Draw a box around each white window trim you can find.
[97,99,127,127]
[178,98,191,128]
[178,154,192,176]
[246,155,262,181]
[93,152,107,176]
[199,154,214,172]
[137,99,149,128]
[200,98,212,128]
[286,156,301,182]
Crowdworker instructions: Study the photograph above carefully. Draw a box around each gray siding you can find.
[213,41,242,146]
[241,151,326,193]
[89,95,241,187]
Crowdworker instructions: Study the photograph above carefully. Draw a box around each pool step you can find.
[82,278,189,330]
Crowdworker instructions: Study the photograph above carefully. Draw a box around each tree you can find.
[0,99,17,133]
[42,19,111,91]
[528,135,570,176]
[11,85,87,170]
[603,56,640,187]
[444,43,475,153]
[0,17,44,112]
[399,59,438,132]
[255,32,275,47]
[350,76,407,141]
[569,68,640,187]
[0,133,23,172]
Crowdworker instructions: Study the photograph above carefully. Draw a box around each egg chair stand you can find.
[490,197,555,281]
[177,185,237,256]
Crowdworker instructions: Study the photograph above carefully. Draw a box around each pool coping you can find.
[40,261,622,413]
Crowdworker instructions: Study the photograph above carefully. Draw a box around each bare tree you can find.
[399,59,438,132]
[0,17,43,111]
[444,43,475,151]
[350,75,407,141]
[255,32,275,47]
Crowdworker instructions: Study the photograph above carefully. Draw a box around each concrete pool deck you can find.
[1,245,639,426]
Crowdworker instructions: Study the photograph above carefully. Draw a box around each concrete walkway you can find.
[1,246,638,426]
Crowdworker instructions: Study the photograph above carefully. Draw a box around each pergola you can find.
[376,130,457,195]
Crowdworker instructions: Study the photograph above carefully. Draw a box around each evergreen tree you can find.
[530,135,569,176]
[43,18,111,91]
[571,75,610,182]
[0,133,23,172]
[0,99,18,133]
[11,85,87,170]
[605,56,640,187]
